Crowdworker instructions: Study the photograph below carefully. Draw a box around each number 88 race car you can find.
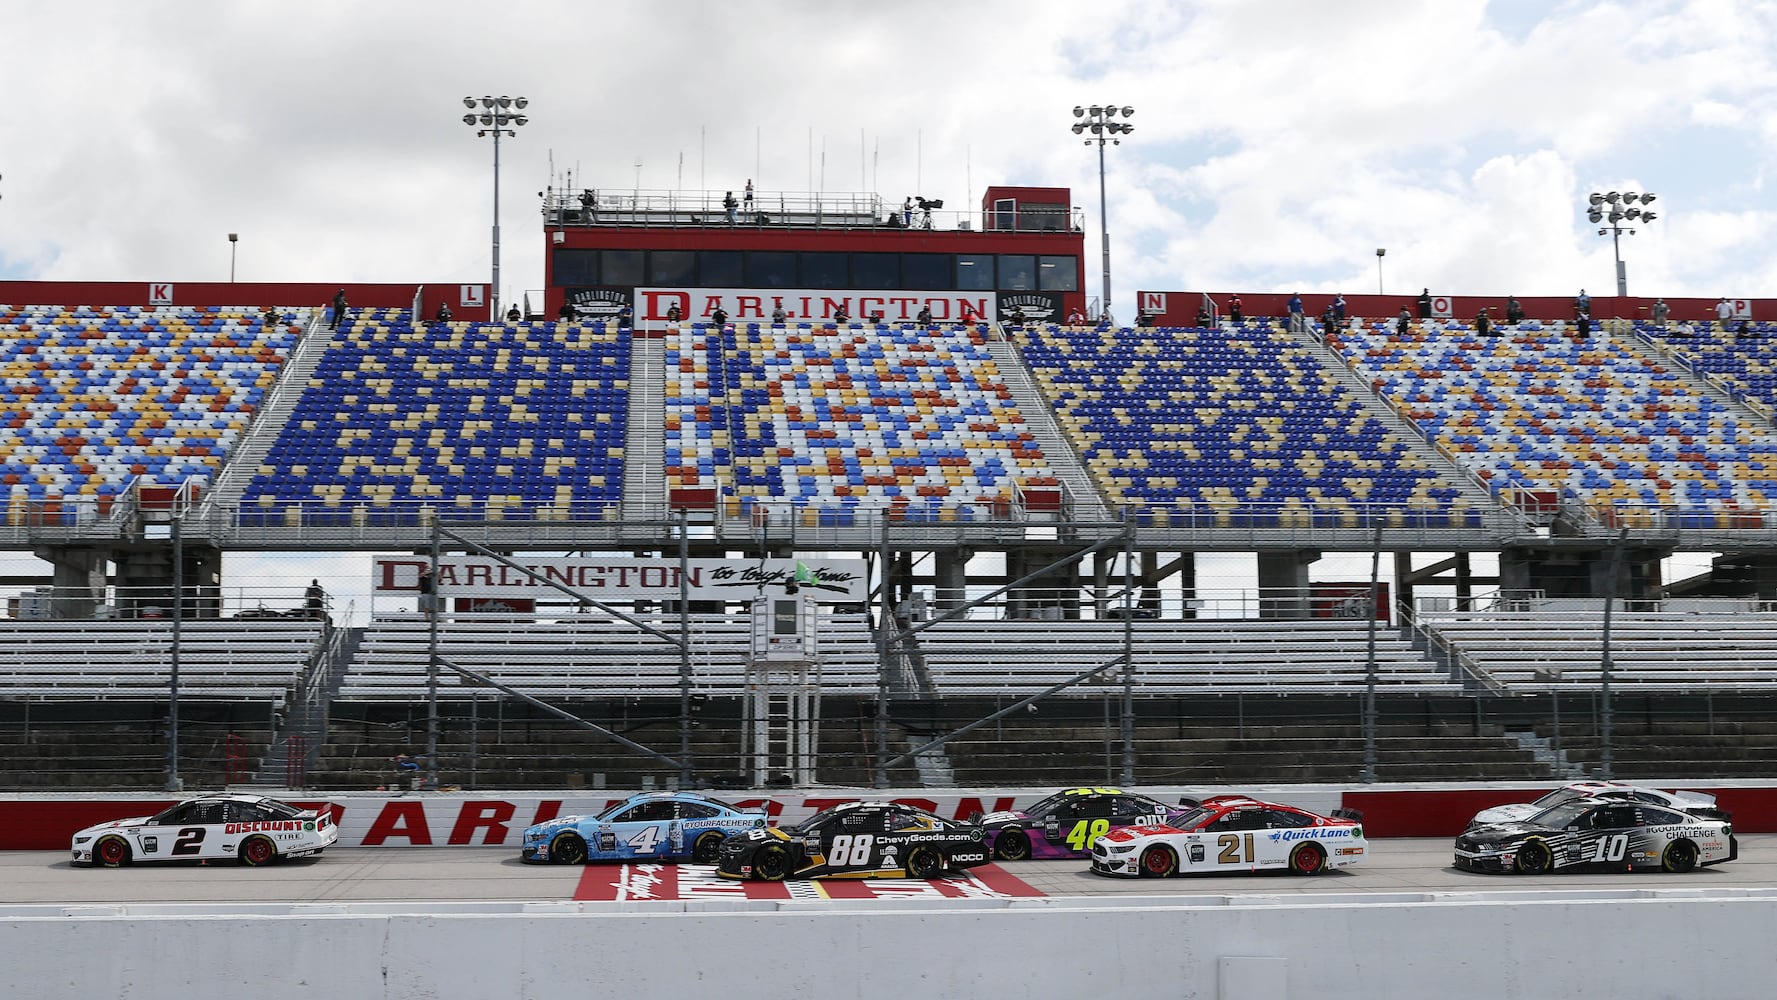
[72,792,337,867]
[718,801,991,880]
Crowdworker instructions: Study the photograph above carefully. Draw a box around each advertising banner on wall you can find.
[996,292,1063,323]
[374,556,869,603]
[634,287,997,324]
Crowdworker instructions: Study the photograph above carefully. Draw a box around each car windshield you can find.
[258,799,303,819]
[1021,792,1074,817]
[595,798,650,821]
[1528,801,1593,830]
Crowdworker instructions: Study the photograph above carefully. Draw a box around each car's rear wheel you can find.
[691,831,724,864]
[993,830,1031,861]
[1662,839,1698,873]
[1288,843,1325,876]
[1140,846,1178,877]
[94,836,130,868]
[754,844,791,882]
[906,846,943,879]
[550,833,588,866]
[239,836,276,867]
[1515,839,1553,875]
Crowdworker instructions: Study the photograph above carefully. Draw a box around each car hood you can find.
[979,810,1030,826]
[73,816,152,838]
[1460,821,1548,843]
[1469,803,1542,827]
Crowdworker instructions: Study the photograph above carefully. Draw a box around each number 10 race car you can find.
[72,792,337,867]
[1454,799,1735,874]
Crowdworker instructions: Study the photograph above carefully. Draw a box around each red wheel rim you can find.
[1143,848,1172,874]
[1295,847,1321,873]
[246,839,272,864]
[98,839,125,864]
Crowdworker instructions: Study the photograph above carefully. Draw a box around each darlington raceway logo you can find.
[567,288,631,317]
[998,294,1061,321]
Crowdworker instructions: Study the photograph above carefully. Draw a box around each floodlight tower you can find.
[463,96,530,321]
[1586,190,1657,297]
[1072,105,1133,323]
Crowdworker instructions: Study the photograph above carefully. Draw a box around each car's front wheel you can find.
[754,844,791,882]
[993,830,1031,861]
[550,833,588,865]
[691,831,724,864]
[1140,846,1178,877]
[239,836,277,866]
[1662,839,1698,873]
[1515,839,1554,875]
[94,836,130,868]
[906,846,943,879]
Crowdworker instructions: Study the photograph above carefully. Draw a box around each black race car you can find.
[716,801,991,881]
[1455,799,1736,875]
[977,787,1196,860]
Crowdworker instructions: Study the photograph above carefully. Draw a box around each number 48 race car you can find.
[73,792,337,867]
[978,786,1195,860]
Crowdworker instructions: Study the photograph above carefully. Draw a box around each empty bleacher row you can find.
[238,310,630,521]
[0,304,303,513]
[665,321,1058,521]
[336,611,882,699]
[0,618,326,705]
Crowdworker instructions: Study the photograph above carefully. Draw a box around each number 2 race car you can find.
[521,790,768,864]
[718,801,991,881]
[1454,799,1736,874]
[73,792,337,867]
[1090,796,1366,877]
[978,786,1196,860]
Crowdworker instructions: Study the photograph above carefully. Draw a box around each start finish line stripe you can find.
[573,863,1045,901]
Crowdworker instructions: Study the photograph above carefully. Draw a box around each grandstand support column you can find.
[678,510,692,789]
[1257,550,1319,618]
[1599,527,1627,780]
[426,528,440,793]
[35,546,107,620]
[1119,522,1135,786]
[1362,524,1383,784]
[932,551,968,614]
[874,528,892,789]
[166,515,183,793]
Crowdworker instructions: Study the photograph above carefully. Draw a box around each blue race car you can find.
[520,791,769,864]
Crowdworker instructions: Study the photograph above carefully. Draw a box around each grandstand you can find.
[3,203,1777,792]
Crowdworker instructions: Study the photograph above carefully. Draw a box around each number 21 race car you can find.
[718,801,990,881]
[1454,799,1735,874]
[72,792,337,867]
[1090,796,1366,877]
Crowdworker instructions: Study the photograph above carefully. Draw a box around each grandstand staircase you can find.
[1621,327,1773,426]
[202,311,333,514]
[251,624,362,788]
[621,336,667,516]
[985,337,1114,521]
[1508,730,1584,779]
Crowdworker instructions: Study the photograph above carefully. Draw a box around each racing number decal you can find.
[1590,834,1629,863]
[1216,833,1256,865]
[171,827,206,856]
[627,826,663,854]
[1065,819,1112,851]
[829,834,875,866]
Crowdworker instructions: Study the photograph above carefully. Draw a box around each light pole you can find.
[228,233,238,282]
[1586,190,1656,297]
[1072,105,1133,323]
[463,95,529,321]
[1375,248,1385,295]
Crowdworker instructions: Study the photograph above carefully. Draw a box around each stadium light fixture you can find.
[463,94,530,321]
[1586,189,1656,297]
[1073,103,1134,323]
[228,232,238,283]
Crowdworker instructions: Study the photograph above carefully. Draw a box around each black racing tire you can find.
[94,835,131,868]
[1288,843,1326,876]
[691,831,725,865]
[754,843,791,882]
[239,835,277,867]
[1515,839,1554,875]
[906,846,943,879]
[550,832,588,866]
[992,830,1031,861]
[1662,839,1699,873]
[1139,845,1178,877]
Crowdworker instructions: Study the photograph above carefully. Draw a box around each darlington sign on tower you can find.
[374,557,869,603]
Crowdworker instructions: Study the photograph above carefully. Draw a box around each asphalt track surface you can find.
[6,835,1777,905]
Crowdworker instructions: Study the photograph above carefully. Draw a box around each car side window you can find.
[618,801,673,823]
[1641,806,1685,826]
[1266,809,1314,828]
[184,802,224,825]
[1078,796,1114,819]
[678,802,719,820]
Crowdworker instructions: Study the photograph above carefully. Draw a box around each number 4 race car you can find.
[1454,799,1735,874]
[718,801,991,881]
[521,790,768,864]
[978,786,1196,860]
[72,792,337,867]
[1090,796,1366,877]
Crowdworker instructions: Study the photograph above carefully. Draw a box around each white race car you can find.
[72,792,337,867]
[1465,781,1727,831]
[1089,796,1367,877]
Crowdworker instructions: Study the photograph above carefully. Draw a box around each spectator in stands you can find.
[1227,294,1243,323]
[869,310,884,325]
[417,568,437,617]
[772,304,788,325]
[506,305,521,322]
[305,579,326,620]
[1717,297,1735,330]
[1065,305,1085,326]
[1396,306,1412,335]
[903,197,914,228]
[666,303,683,325]
[1099,307,1115,329]
[1333,293,1347,322]
[1417,288,1432,319]
[1505,295,1524,325]
[832,305,849,325]
[261,305,280,330]
[1652,298,1670,328]
[557,300,575,323]
[723,191,739,224]
[1575,289,1591,319]
[434,302,453,323]
[1737,319,1754,340]
[744,179,755,208]
[1576,313,1593,338]
[917,305,934,326]
[1475,308,1494,338]
[617,303,633,330]
[711,306,729,327]
[330,289,348,330]
[1195,302,1212,327]
[1007,306,1027,330]
[1286,292,1304,332]
[961,302,980,327]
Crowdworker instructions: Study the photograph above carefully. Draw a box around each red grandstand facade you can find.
[0,280,485,318]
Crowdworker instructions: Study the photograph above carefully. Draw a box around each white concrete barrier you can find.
[2,893,1774,999]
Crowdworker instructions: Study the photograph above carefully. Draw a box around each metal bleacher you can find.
[0,618,326,705]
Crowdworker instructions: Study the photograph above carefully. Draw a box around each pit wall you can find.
[5,895,1776,1000]
[6,781,1777,850]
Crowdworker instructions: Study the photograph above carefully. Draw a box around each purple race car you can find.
[978,787,1196,861]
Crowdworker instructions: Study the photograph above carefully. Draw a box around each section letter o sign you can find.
[1430,295,1453,318]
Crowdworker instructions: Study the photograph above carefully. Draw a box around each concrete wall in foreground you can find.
[3,895,1774,1000]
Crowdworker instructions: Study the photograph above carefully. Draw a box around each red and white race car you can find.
[1089,795,1366,877]
[72,792,337,867]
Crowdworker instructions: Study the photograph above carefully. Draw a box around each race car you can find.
[1465,780,1728,829]
[520,790,768,864]
[1089,796,1366,877]
[72,792,337,867]
[717,801,990,881]
[1454,799,1735,874]
[978,786,1196,860]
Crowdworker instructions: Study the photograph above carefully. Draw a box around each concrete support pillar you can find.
[1256,550,1319,619]
[36,546,109,619]
[932,550,969,612]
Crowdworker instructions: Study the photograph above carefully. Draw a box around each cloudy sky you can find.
[0,0,1760,611]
